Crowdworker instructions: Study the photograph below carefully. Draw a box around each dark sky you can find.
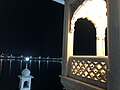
[0,0,64,57]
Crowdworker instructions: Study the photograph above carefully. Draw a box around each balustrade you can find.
[68,56,108,88]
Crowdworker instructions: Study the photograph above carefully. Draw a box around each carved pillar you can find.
[96,28,105,56]
[62,0,73,76]
[108,0,120,89]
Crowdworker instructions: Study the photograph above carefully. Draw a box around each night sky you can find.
[0,0,64,57]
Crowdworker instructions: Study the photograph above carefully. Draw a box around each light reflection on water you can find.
[0,59,63,90]
[0,59,62,75]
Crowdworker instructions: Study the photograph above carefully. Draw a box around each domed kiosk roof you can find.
[18,64,34,79]
[21,65,30,76]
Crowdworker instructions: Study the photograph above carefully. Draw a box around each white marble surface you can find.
[52,0,65,4]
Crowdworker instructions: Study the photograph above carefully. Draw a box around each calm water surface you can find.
[0,59,63,90]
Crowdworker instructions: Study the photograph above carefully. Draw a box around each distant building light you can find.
[25,57,30,61]
[21,55,23,57]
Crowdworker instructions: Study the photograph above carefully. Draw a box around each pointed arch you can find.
[71,0,107,33]
[71,0,107,56]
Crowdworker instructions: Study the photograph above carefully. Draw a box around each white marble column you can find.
[108,0,120,89]
[96,29,105,56]
[62,0,73,76]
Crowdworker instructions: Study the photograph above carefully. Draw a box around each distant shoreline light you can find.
[25,57,30,61]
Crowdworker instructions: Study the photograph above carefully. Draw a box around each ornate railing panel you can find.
[68,56,108,88]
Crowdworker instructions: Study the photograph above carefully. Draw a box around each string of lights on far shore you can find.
[0,54,62,61]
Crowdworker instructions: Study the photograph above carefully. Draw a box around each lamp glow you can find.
[25,57,30,61]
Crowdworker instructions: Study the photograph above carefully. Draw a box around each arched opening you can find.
[23,81,29,88]
[70,0,107,56]
[73,18,96,55]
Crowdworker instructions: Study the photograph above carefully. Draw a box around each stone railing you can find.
[68,56,108,89]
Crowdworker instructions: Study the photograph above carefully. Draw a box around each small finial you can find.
[26,63,28,68]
